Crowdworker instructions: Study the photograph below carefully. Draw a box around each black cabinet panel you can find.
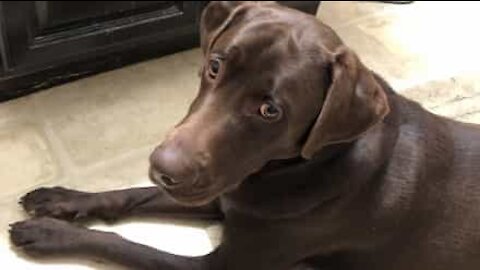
[0,1,320,101]
[37,1,172,31]
[1,1,198,71]
[0,1,205,101]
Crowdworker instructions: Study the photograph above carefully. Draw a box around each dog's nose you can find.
[149,145,199,189]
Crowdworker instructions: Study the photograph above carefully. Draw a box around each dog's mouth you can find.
[161,183,236,207]
[149,169,235,206]
[150,157,305,206]
[162,187,216,206]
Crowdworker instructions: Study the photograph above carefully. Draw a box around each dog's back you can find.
[439,118,480,259]
[369,86,480,269]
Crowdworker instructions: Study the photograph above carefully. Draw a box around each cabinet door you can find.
[0,1,200,72]
[0,1,203,100]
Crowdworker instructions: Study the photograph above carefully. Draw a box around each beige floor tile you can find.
[321,2,480,91]
[0,96,36,126]
[317,1,392,28]
[33,49,202,168]
[351,1,480,89]
[0,123,60,199]
[59,149,153,192]
[90,218,219,257]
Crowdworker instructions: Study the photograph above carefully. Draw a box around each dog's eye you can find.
[208,58,221,79]
[259,102,282,121]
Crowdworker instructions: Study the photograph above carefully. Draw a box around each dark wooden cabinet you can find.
[0,1,205,100]
[1,2,199,70]
[0,1,320,101]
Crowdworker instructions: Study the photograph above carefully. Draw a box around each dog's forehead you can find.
[212,6,336,67]
[235,22,328,76]
[226,16,307,52]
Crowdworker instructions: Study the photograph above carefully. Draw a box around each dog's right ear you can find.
[200,1,246,54]
[301,47,390,159]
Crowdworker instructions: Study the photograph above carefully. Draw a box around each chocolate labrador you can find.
[9,2,480,270]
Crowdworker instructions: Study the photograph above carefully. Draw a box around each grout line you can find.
[429,94,480,110]
[31,92,157,184]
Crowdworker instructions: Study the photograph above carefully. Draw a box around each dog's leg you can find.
[20,187,222,222]
[10,217,223,270]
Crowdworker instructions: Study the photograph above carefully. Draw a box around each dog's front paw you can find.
[9,217,88,256]
[20,187,91,221]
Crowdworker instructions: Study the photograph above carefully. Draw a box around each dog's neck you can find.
[256,142,353,176]
[221,129,392,218]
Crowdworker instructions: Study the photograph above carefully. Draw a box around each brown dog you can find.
[10,2,480,270]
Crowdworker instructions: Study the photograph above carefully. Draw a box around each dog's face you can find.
[149,2,390,206]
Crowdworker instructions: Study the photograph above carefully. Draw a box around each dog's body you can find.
[220,79,480,270]
[10,2,480,270]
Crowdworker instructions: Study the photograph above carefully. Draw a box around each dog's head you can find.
[149,1,390,206]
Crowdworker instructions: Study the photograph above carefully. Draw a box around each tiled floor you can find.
[1,1,480,269]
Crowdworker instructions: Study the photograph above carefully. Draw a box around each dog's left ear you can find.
[200,1,246,54]
[301,47,390,159]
